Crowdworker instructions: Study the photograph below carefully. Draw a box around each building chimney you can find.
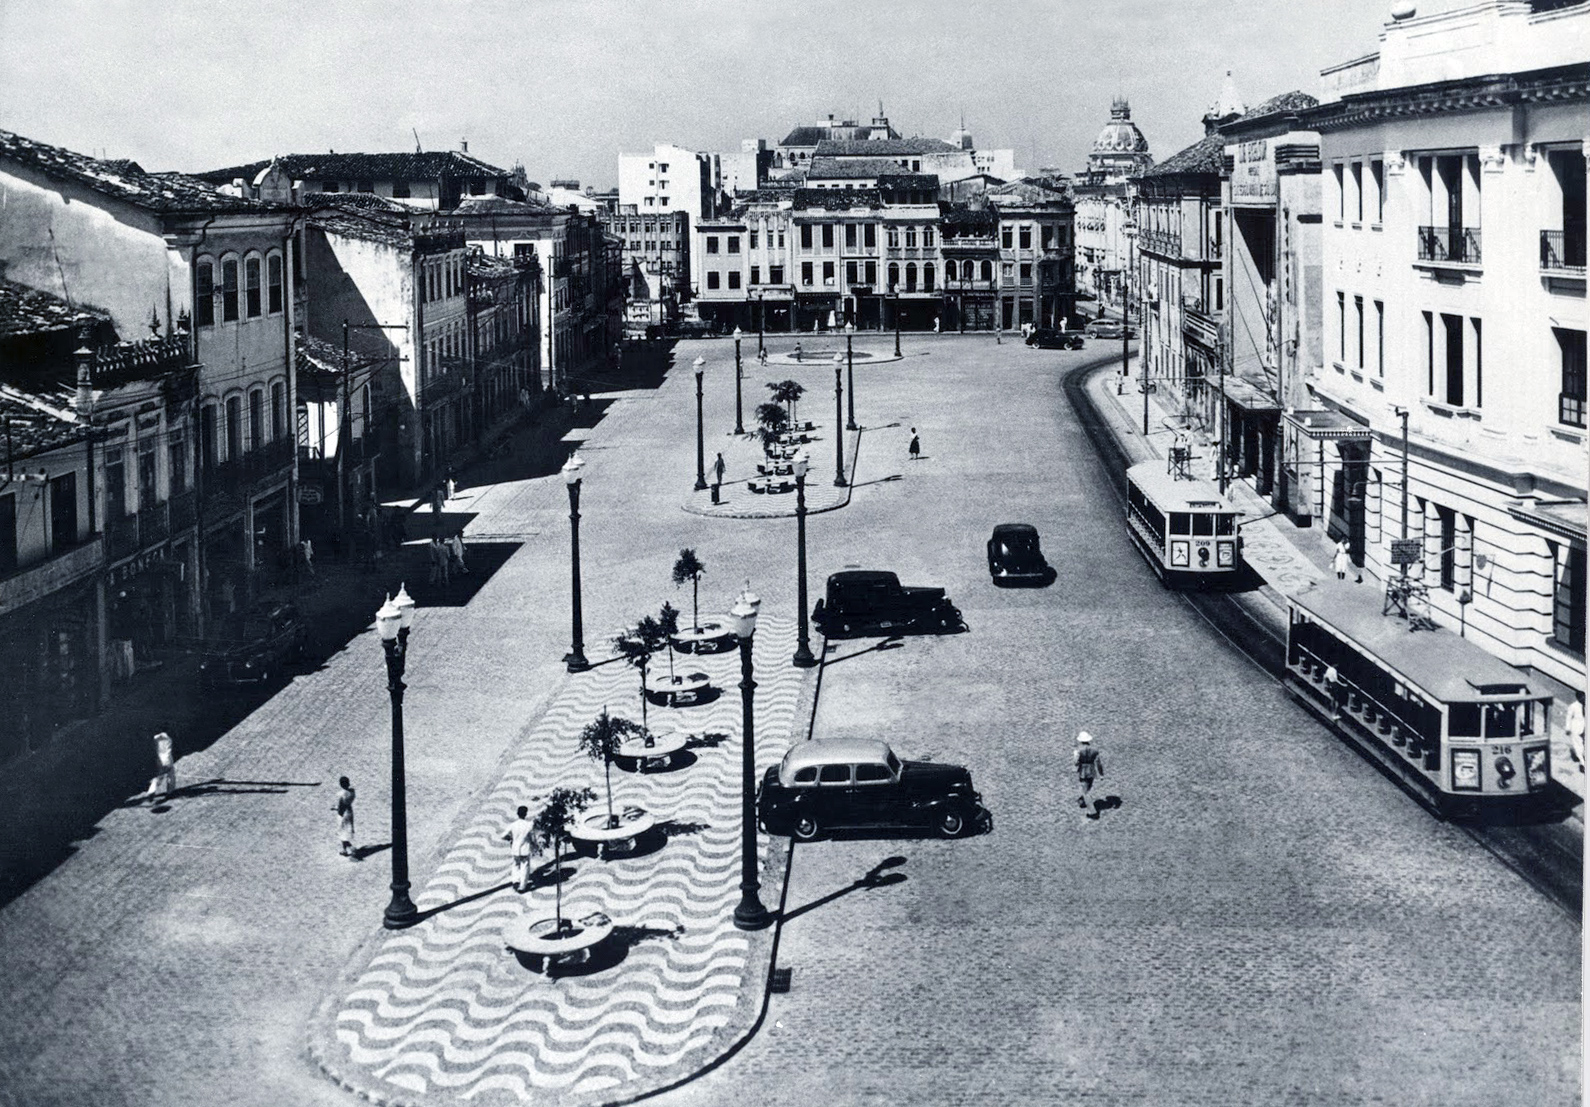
[460,138,469,153]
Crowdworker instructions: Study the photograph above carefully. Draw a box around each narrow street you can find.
[0,337,1576,1107]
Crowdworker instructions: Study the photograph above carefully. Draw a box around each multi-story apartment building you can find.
[1074,98,1153,312]
[600,206,690,333]
[1299,0,1588,695]
[0,130,300,636]
[940,207,1001,331]
[987,179,1077,331]
[1218,92,1324,514]
[617,144,717,305]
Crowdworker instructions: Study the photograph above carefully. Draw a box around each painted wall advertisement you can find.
[1232,139,1277,206]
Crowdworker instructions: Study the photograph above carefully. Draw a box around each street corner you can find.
[306,617,819,1107]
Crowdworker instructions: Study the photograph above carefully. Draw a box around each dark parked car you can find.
[758,737,982,840]
[1085,318,1137,340]
[1025,328,1084,350]
[811,570,962,638]
[987,523,1055,586]
[199,600,308,686]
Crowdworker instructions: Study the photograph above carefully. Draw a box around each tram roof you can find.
[1125,462,1238,513]
[1289,580,1540,704]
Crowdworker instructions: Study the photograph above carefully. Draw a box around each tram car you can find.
[1123,462,1242,587]
[1284,580,1556,818]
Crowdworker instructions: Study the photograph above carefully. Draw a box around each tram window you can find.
[1449,703,1482,738]
[1170,512,1191,535]
[1216,515,1235,536]
[1193,515,1214,537]
[1483,702,1518,739]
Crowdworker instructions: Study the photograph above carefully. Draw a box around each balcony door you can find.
[49,471,77,551]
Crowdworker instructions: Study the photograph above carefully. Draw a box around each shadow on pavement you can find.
[416,880,514,923]
[781,856,908,924]
[400,541,524,608]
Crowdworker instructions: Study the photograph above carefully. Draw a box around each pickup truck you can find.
[811,570,962,638]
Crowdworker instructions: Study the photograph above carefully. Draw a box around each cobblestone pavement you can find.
[0,337,855,1107]
[651,338,1580,1107]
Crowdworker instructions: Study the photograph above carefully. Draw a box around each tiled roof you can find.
[791,188,883,211]
[807,157,906,179]
[306,194,419,247]
[0,389,84,463]
[452,194,556,215]
[198,150,511,184]
[779,127,829,147]
[1242,89,1319,121]
[988,179,1072,206]
[0,129,282,214]
[814,138,960,157]
[0,279,108,337]
[1141,132,1226,178]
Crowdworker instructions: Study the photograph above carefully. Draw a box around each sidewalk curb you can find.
[681,427,865,520]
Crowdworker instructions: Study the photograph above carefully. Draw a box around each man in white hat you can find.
[1073,731,1104,819]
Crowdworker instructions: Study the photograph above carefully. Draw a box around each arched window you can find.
[245,256,262,318]
[267,254,284,314]
[270,381,287,440]
[923,264,935,293]
[248,388,265,451]
[195,260,215,327]
[220,257,239,322]
[980,259,993,282]
[225,395,243,460]
[887,263,900,291]
[905,263,917,292]
[945,260,957,282]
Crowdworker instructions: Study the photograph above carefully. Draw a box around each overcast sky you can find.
[2,0,1418,187]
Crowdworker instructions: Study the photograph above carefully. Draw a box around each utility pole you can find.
[1218,324,1229,496]
[1398,404,1410,587]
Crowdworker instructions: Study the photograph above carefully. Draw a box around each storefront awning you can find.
[1282,408,1371,440]
[1217,376,1281,414]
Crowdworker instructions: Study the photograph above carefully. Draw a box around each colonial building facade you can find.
[1074,98,1153,313]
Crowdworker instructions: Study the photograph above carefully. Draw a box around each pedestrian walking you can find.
[447,530,469,575]
[908,428,921,461]
[1073,731,1104,819]
[428,535,451,585]
[793,341,803,362]
[1332,540,1351,581]
[1323,663,1342,719]
[713,452,726,487]
[431,486,445,521]
[143,731,176,804]
[1566,695,1585,771]
[519,386,531,414]
[502,805,536,892]
[300,537,316,577]
[335,776,357,858]
[758,348,768,369]
[446,474,457,502]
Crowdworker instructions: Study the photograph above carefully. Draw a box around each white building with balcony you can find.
[1302,0,1588,695]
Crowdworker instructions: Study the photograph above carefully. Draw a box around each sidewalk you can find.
[1085,359,1584,804]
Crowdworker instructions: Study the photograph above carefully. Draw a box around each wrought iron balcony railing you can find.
[1416,225,1481,265]
[1541,229,1586,274]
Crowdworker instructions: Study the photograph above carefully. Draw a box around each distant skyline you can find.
[3,0,1430,188]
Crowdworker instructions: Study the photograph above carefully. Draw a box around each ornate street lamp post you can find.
[791,452,816,668]
[844,322,857,431]
[729,585,772,931]
[832,352,847,487]
[892,286,902,358]
[562,453,590,672]
[756,291,765,357]
[693,356,708,491]
[732,326,745,435]
[377,586,419,930]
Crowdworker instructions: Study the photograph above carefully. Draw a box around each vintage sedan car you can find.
[987,523,1055,586]
[811,570,962,638]
[757,737,982,841]
[1025,327,1085,350]
[198,600,309,686]
[1085,318,1138,340]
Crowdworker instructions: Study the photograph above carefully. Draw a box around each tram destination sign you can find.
[1390,539,1422,566]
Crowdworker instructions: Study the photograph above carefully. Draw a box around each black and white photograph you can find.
[0,1,1583,1104]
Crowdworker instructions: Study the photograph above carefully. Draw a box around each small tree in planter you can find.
[613,613,670,729]
[768,379,805,426]
[672,549,707,632]
[754,402,789,458]
[577,709,647,829]
[657,601,680,681]
[531,785,596,933]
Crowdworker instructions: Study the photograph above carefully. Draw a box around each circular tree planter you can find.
[617,731,688,773]
[670,619,736,655]
[568,806,657,858]
[648,671,711,707]
[503,909,614,975]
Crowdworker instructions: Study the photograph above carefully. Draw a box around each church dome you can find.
[1092,98,1149,155]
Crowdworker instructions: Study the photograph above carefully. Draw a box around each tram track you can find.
[1060,357,1583,923]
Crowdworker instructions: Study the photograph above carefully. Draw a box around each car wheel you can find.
[792,813,821,842]
[936,809,966,838]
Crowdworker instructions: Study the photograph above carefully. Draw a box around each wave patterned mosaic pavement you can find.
[323,616,808,1105]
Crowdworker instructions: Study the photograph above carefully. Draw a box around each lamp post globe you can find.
[378,590,419,930]
[844,322,857,430]
[562,453,590,672]
[730,583,771,930]
[731,327,745,435]
[692,356,708,491]
[792,452,816,668]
